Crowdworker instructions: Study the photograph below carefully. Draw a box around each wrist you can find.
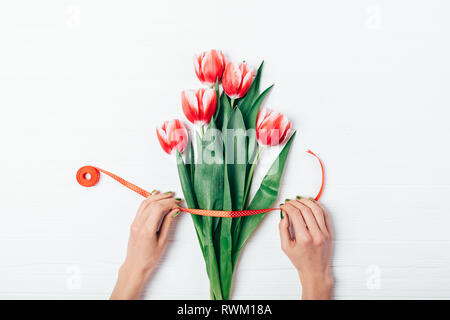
[298,270,334,300]
[110,263,150,300]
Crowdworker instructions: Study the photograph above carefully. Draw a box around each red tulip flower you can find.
[222,61,255,100]
[194,50,226,86]
[181,88,217,125]
[256,108,291,146]
[156,119,189,154]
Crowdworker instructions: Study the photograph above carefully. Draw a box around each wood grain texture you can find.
[0,0,449,299]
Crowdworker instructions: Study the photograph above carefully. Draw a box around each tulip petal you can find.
[256,108,268,128]
[156,126,172,154]
[279,119,292,144]
[259,110,278,129]
[169,119,188,153]
[219,50,226,66]
[181,90,200,124]
[202,50,221,85]
[238,70,254,97]
[196,88,206,124]
[223,62,242,98]
[193,55,203,82]
[230,65,242,91]
[200,88,217,123]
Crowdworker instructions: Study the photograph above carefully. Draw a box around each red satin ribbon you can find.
[76,151,324,217]
[307,150,324,201]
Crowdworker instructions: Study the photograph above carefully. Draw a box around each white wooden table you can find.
[1,0,449,299]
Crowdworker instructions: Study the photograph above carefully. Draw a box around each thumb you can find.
[278,207,292,249]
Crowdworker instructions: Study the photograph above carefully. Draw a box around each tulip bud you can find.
[256,108,291,146]
[194,50,226,86]
[156,119,189,154]
[222,61,255,99]
[181,88,217,125]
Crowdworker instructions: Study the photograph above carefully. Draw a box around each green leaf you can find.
[204,229,223,299]
[213,78,221,122]
[223,108,248,279]
[219,219,232,299]
[217,95,233,297]
[176,151,198,210]
[244,84,274,165]
[224,108,247,210]
[218,94,233,240]
[194,121,224,211]
[195,120,224,236]
[193,119,225,300]
[217,92,232,131]
[232,131,297,266]
[243,84,273,129]
[184,136,195,187]
[219,108,248,300]
[237,61,264,116]
[219,216,233,299]
[223,165,233,212]
[176,151,206,258]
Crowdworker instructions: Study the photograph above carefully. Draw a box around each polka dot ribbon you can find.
[76,150,324,218]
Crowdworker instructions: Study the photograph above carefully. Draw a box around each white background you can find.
[0,0,449,299]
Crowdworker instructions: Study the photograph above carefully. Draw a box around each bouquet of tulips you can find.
[156,50,295,300]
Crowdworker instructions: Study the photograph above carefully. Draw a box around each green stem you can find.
[230,98,235,108]
[205,229,223,299]
[242,146,263,208]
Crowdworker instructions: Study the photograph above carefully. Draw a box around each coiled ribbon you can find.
[76,150,324,218]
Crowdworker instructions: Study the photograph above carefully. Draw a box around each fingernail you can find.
[165,191,173,194]
[280,211,284,219]
[309,197,316,202]
[173,210,180,217]
[296,195,302,200]
[175,197,182,201]
[151,189,157,194]
[285,198,291,202]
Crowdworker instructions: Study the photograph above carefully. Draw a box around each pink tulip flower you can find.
[156,119,189,154]
[181,88,217,125]
[222,61,255,100]
[194,50,226,86]
[256,108,291,146]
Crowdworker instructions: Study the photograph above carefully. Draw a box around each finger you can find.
[314,201,333,239]
[136,192,176,222]
[287,200,321,237]
[295,198,328,235]
[144,198,180,231]
[131,191,174,227]
[147,191,174,202]
[281,203,309,240]
[158,208,179,247]
[278,208,293,249]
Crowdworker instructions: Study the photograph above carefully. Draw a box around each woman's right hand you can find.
[110,191,181,300]
[279,198,334,300]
